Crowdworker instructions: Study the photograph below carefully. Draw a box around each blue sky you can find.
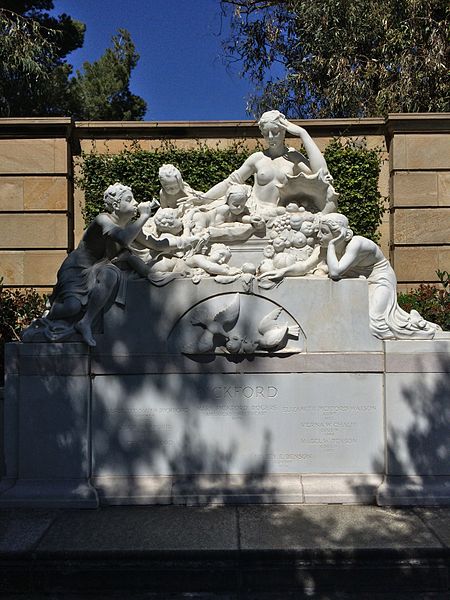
[51,0,258,121]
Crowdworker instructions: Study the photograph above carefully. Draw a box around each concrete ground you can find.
[0,504,449,598]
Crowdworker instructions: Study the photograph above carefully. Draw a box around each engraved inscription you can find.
[93,372,383,476]
[212,385,278,399]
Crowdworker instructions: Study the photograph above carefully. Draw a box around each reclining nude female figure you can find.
[201,110,338,218]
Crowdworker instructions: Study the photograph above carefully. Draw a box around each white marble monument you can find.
[1,111,448,507]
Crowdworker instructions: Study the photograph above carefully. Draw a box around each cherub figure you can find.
[128,208,207,278]
[185,243,241,280]
[190,184,265,243]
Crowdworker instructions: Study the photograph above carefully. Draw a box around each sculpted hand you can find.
[329,227,347,245]
[192,192,209,206]
[177,195,193,207]
[195,229,210,244]
[137,202,154,218]
[149,198,160,211]
[259,268,285,280]
[278,116,305,138]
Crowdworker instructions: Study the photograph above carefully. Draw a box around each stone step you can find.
[0,505,449,597]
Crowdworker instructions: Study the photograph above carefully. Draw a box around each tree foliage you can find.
[0,1,146,119]
[398,270,450,331]
[0,1,85,116]
[221,0,449,118]
[70,30,146,121]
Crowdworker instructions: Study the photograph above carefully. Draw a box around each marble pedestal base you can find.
[1,279,449,507]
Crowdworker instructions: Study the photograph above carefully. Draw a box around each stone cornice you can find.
[0,117,74,139]
[74,117,387,139]
[0,113,448,143]
[385,113,450,139]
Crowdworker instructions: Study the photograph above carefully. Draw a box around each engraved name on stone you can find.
[212,385,279,399]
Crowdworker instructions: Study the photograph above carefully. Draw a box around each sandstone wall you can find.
[387,114,450,292]
[0,118,73,293]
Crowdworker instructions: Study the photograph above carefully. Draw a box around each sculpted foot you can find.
[75,321,97,347]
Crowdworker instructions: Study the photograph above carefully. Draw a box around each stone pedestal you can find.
[377,338,450,506]
[1,278,449,507]
[0,343,98,507]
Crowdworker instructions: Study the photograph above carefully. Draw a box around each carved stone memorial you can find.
[2,111,449,507]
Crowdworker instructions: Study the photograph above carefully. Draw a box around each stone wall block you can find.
[54,138,68,172]
[0,139,65,174]
[393,247,441,282]
[438,173,450,206]
[392,172,438,207]
[404,134,450,170]
[23,251,66,286]
[0,252,24,284]
[0,178,24,210]
[23,177,67,210]
[0,214,68,248]
[438,247,450,274]
[378,160,390,199]
[393,208,450,245]
[390,135,407,171]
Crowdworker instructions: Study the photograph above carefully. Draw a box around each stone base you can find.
[1,279,449,507]
[92,474,384,506]
[0,479,98,508]
[302,474,383,504]
[377,476,450,506]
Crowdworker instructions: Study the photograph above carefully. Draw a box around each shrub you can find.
[0,279,46,384]
[324,138,385,242]
[398,270,450,331]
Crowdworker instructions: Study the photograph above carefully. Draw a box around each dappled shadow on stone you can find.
[375,353,450,504]
[83,278,286,504]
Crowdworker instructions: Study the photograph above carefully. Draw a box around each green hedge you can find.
[398,270,450,331]
[77,141,252,225]
[0,280,46,384]
[77,138,385,242]
[323,139,385,241]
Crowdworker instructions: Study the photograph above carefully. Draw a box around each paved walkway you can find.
[0,504,449,598]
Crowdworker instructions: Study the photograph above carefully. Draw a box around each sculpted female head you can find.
[317,213,353,247]
[258,110,286,147]
[258,110,285,130]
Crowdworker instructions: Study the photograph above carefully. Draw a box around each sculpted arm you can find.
[327,236,368,279]
[279,117,328,174]
[260,246,322,280]
[97,202,152,247]
[202,155,258,200]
